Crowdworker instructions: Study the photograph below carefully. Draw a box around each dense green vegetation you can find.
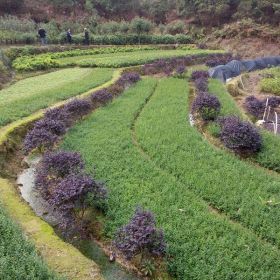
[208,79,280,172]
[0,67,113,126]
[2,0,279,26]
[62,77,280,279]
[0,205,60,280]
[58,49,216,68]
[12,48,217,71]
[261,67,280,95]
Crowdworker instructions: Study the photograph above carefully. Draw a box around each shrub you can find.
[176,65,186,76]
[64,98,92,119]
[37,151,84,180]
[219,116,262,155]
[114,207,165,261]
[192,92,221,120]
[107,83,124,96]
[34,118,66,136]
[44,107,70,123]
[205,53,234,67]
[191,70,209,81]
[90,89,113,106]
[118,72,141,86]
[194,77,209,92]
[245,95,280,119]
[244,96,264,118]
[24,128,58,153]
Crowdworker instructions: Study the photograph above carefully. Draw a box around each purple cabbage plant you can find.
[219,115,262,155]
[114,207,166,261]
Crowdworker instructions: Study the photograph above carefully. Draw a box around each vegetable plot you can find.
[0,67,113,126]
[61,77,280,280]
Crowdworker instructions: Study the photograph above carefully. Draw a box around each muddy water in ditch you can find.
[17,158,140,280]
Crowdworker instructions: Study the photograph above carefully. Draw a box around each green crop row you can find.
[61,77,280,279]
[261,67,280,95]
[13,48,219,71]
[0,205,61,279]
[0,67,114,127]
[208,79,280,172]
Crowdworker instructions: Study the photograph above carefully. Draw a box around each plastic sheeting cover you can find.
[209,56,280,83]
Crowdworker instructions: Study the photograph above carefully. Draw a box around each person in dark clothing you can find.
[84,28,90,45]
[66,29,72,44]
[38,28,47,45]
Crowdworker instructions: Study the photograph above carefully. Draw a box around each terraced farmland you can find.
[1,45,280,280]
[61,77,280,279]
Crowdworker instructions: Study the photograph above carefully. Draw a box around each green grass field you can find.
[61,77,280,279]
[0,205,60,280]
[0,67,113,126]
[56,49,219,68]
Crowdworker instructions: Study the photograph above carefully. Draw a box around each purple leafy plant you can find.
[44,107,71,125]
[114,207,166,261]
[218,116,262,155]
[64,98,92,119]
[34,118,66,136]
[91,89,113,106]
[24,128,58,153]
[191,70,209,81]
[245,95,280,119]
[176,65,186,76]
[192,92,221,120]
[194,77,209,93]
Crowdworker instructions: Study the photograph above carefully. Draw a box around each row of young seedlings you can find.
[23,71,166,275]
[191,70,263,156]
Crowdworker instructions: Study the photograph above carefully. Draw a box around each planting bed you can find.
[57,49,219,68]
[3,45,280,280]
[61,77,280,279]
[0,67,114,126]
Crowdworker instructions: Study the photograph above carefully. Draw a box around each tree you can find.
[131,17,152,44]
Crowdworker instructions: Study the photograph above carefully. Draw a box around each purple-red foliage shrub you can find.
[191,70,209,81]
[194,77,208,92]
[219,116,262,155]
[114,207,166,261]
[205,53,234,67]
[50,174,107,211]
[91,89,113,106]
[34,118,66,136]
[24,128,58,153]
[192,92,221,120]
[176,65,186,76]
[64,98,92,119]
[245,95,280,119]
